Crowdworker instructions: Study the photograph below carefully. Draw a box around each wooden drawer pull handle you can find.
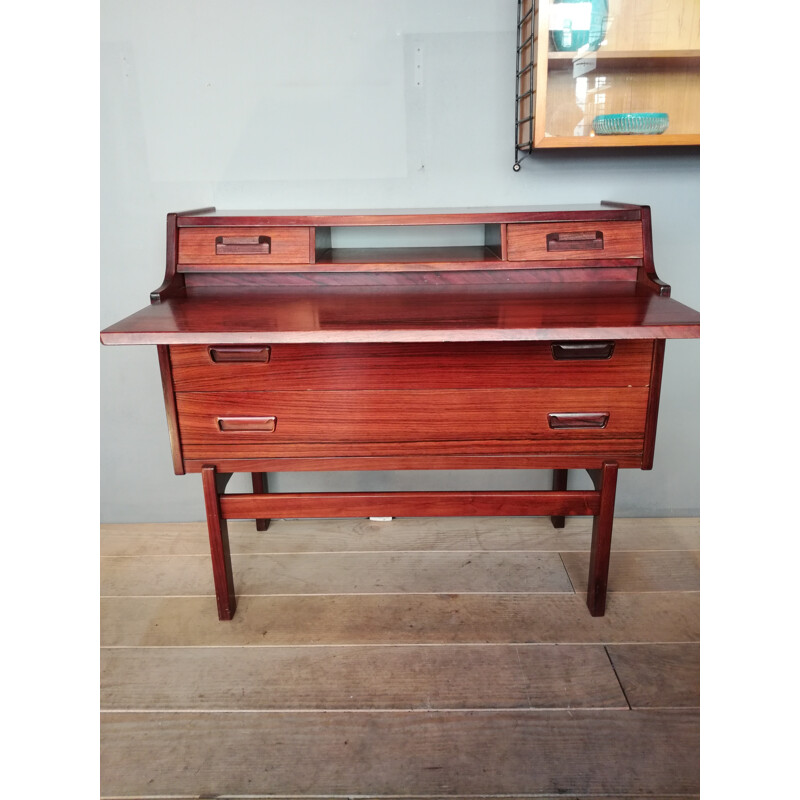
[215,235,271,254]
[548,412,609,429]
[217,416,276,432]
[208,345,271,363]
[546,230,604,251]
[551,341,615,360]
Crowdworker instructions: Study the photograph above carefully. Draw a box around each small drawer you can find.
[507,221,643,261]
[177,226,311,267]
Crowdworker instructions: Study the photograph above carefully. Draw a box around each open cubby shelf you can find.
[313,223,504,267]
[314,245,503,267]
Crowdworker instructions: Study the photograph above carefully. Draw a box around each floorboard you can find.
[607,642,700,708]
[100,709,699,797]
[101,591,700,646]
[100,643,626,710]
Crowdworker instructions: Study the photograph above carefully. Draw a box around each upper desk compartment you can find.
[174,206,646,276]
[515,0,700,153]
[100,204,700,345]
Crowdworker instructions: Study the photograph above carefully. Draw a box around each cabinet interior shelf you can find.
[536,133,699,148]
[548,49,700,63]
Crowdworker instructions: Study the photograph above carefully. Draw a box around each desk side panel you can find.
[642,339,666,470]
[156,345,185,475]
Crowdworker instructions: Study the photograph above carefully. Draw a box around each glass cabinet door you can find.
[517,0,699,150]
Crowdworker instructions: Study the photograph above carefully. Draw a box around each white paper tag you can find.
[573,55,597,78]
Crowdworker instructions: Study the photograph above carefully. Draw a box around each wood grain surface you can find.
[100,550,575,596]
[101,708,699,796]
[217,489,601,520]
[100,283,700,345]
[100,591,700,646]
[607,643,700,707]
[170,340,654,391]
[183,264,642,286]
[178,226,311,266]
[175,204,643,226]
[179,438,647,467]
[507,221,644,261]
[101,643,627,710]
[562,550,700,592]
[174,387,650,446]
[100,516,699,797]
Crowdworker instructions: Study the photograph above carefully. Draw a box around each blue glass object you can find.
[592,113,670,135]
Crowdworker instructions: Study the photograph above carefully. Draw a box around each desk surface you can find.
[101,282,700,345]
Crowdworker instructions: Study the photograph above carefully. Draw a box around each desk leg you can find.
[586,461,619,617]
[550,469,568,528]
[202,465,236,621]
[251,472,271,531]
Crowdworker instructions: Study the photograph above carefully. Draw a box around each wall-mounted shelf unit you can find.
[515,0,699,165]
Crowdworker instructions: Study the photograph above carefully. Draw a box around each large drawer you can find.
[175,387,650,449]
[169,341,654,391]
[507,221,643,261]
[177,226,311,267]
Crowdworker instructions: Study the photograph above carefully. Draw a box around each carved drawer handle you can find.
[548,412,609,429]
[546,230,604,251]
[208,345,271,363]
[218,416,276,432]
[215,235,271,254]
[551,341,615,360]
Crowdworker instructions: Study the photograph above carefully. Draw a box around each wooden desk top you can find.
[101,282,699,345]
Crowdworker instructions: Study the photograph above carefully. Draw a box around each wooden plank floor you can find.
[100,516,699,799]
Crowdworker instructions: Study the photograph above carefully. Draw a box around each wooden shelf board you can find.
[548,49,700,62]
[533,133,699,148]
[314,245,503,269]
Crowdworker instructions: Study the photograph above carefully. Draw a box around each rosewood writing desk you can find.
[101,203,700,620]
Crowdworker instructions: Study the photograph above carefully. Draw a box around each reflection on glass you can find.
[517,0,699,146]
[549,0,608,53]
[544,0,699,140]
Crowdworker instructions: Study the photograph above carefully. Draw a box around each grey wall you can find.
[100,0,699,522]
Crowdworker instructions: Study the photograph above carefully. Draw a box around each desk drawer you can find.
[169,341,653,392]
[178,226,311,267]
[507,221,643,261]
[176,388,649,451]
